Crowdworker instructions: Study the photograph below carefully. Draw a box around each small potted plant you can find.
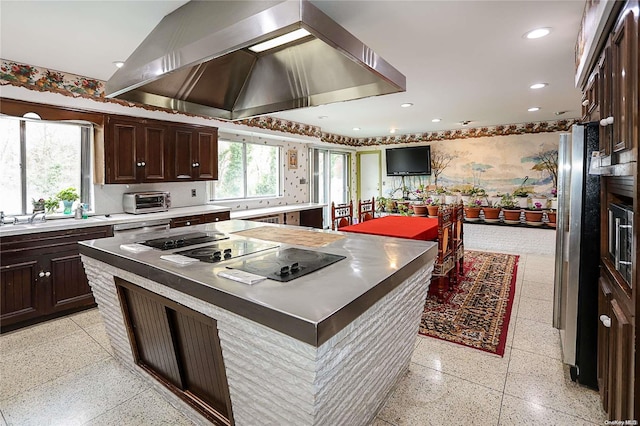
[482,196,501,222]
[513,185,532,208]
[56,187,80,215]
[524,201,545,226]
[424,197,440,217]
[463,196,482,221]
[376,196,387,212]
[31,198,45,212]
[44,197,60,213]
[546,209,557,227]
[500,193,522,224]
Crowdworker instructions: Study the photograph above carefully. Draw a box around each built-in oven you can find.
[608,202,633,287]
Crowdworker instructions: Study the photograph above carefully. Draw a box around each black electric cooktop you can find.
[224,248,346,282]
[176,240,278,263]
[140,232,228,250]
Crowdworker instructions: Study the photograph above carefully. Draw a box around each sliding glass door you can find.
[310,148,351,228]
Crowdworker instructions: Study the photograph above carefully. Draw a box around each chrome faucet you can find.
[28,211,46,224]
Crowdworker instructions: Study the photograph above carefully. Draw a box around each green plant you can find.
[424,197,440,206]
[44,197,59,213]
[499,193,519,209]
[512,187,532,197]
[465,196,482,208]
[56,187,79,202]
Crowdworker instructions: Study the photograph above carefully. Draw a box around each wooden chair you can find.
[452,201,465,281]
[429,205,456,302]
[358,197,375,223]
[331,201,353,230]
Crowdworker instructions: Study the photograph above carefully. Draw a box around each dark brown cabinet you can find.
[170,211,230,229]
[299,207,323,229]
[105,116,169,184]
[117,278,233,425]
[105,115,218,184]
[172,126,218,180]
[0,225,113,331]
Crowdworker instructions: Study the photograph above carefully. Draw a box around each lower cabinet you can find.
[116,278,233,425]
[170,211,230,228]
[0,225,113,331]
[299,207,323,229]
[598,272,634,420]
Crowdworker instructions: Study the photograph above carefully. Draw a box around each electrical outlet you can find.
[191,188,197,197]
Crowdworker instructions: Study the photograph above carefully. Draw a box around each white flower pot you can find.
[531,197,547,209]
[550,198,558,210]
[444,194,458,205]
[516,197,529,208]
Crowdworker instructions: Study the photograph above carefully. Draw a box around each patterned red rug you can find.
[419,250,519,357]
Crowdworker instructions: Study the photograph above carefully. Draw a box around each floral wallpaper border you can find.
[1,59,578,146]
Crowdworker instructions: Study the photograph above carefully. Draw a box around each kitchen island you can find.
[79,220,436,425]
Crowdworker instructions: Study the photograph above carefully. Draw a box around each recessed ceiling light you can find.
[460,120,471,126]
[524,28,551,39]
[113,61,125,68]
[353,127,361,131]
[431,118,441,123]
[530,83,548,89]
[528,107,540,112]
[400,103,413,108]
[390,128,396,134]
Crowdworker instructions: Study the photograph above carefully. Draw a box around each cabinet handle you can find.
[215,218,219,222]
[136,162,142,166]
[186,221,191,226]
[192,163,196,167]
[195,162,200,167]
[606,116,614,125]
[599,314,611,328]
[141,161,146,166]
[39,271,45,277]
[45,271,51,277]
[581,99,589,106]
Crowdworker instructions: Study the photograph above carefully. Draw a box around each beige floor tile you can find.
[524,254,556,270]
[0,412,7,426]
[412,337,510,391]
[504,348,606,423]
[499,394,599,425]
[84,322,114,356]
[87,388,194,426]
[371,417,395,426]
[520,278,555,301]
[1,358,148,426]
[378,363,502,426]
[511,317,562,360]
[504,304,519,348]
[523,264,555,285]
[0,329,110,401]
[516,295,554,325]
[0,317,80,356]
[68,308,104,330]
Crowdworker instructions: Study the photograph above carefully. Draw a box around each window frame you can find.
[211,138,282,201]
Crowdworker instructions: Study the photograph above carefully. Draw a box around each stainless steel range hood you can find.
[105,0,406,120]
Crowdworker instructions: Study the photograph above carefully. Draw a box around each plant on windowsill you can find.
[481,196,501,222]
[44,197,60,214]
[56,187,79,215]
[31,198,45,212]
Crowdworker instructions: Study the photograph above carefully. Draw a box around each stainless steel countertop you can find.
[79,220,437,346]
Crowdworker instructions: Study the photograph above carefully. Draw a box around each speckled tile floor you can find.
[0,253,606,425]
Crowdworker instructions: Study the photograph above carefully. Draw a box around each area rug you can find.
[419,250,519,357]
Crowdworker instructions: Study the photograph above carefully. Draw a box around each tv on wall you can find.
[385,146,431,176]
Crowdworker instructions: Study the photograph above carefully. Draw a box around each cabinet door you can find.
[597,276,612,411]
[194,129,218,180]
[0,259,41,327]
[170,215,205,228]
[49,251,95,313]
[611,11,634,152]
[598,45,612,155]
[140,124,168,182]
[300,208,324,229]
[203,212,230,223]
[608,298,633,420]
[173,127,196,180]
[106,118,138,183]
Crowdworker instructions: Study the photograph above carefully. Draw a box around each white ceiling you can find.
[0,0,585,139]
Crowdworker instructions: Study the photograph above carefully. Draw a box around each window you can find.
[0,116,91,215]
[213,140,280,200]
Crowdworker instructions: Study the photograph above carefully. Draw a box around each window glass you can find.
[214,140,279,200]
[0,117,87,215]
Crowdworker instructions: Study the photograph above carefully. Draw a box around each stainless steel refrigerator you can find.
[553,123,600,389]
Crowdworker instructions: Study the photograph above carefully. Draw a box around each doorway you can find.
[310,148,351,228]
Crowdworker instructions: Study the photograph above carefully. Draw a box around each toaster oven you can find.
[123,191,171,214]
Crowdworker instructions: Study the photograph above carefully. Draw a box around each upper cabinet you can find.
[105,116,169,183]
[104,115,218,184]
[591,2,638,162]
[172,125,218,181]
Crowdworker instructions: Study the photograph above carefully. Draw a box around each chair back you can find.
[358,197,375,222]
[331,201,353,230]
[433,205,455,277]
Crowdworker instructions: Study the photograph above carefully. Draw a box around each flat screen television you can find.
[385,146,431,176]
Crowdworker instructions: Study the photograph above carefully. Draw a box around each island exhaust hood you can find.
[105,0,406,120]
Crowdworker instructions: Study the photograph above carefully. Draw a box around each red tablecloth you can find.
[339,215,439,241]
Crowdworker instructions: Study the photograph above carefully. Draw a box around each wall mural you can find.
[379,132,560,200]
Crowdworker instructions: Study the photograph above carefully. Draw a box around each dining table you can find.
[339,215,439,241]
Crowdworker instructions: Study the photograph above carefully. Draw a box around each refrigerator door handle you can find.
[599,315,611,328]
